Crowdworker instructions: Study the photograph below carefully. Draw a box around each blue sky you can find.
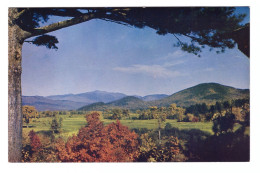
[22,7,250,96]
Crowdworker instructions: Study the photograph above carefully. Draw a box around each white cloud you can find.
[161,50,186,60]
[204,67,214,72]
[162,60,186,67]
[113,64,185,78]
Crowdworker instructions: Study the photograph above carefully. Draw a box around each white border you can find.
[1,1,259,173]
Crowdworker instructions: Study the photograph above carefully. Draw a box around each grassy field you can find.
[102,118,214,133]
[23,112,246,140]
[23,114,87,139]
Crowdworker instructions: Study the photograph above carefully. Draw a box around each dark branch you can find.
[46,8,84,17]
[13,8,28,20]
[100,18,132,27]
[25,13,96,39]
[173,34,184,46]
[24,40,33,43]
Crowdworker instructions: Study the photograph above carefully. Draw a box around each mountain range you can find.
[22,83,249,111]
[46,90,127,104]
[78,83,249,111]
[22,91,169,111]
[22,96,86,111]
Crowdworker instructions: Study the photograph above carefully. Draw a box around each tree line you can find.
[101,98,249,123]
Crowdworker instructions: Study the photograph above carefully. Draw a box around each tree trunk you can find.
[158,129,161,144]
[158,119,161,144]
[8,8,24,162]
[7,8,96,162]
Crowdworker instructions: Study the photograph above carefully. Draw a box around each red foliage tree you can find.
[28,130,42,152]
[56,112,139,162]
[104,120,139,161]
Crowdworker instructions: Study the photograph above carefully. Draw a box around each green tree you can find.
[223,100,232,113]
[103,109,111,119]
[44,111,52,117]
[8,7,247,162]
[150,106,167,144]
[209,105,216,114]
[111,108,123,120]
[177,113,185,122]
[184,113,195,122]
[122,109,130,119]
[167,103,185,119]
[215,101,223,115]
[168,104,177,118]
[212,112,236,135]
[138,111,149,120]
[22,106,38,127]
[206,105,216,121]
[50,116,62,134]
[164,122,172,130]
[137,133,183,162]
[200,103,208,115]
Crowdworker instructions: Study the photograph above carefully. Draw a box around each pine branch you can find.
[173,34,184,46]
[47,8,84,17]
[13,9,27,20]
[25,13,96,39]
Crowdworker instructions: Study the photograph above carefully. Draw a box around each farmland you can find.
[23,112,246,140]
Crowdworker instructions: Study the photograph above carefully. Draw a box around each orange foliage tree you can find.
[23,130,58,162]
[28,130,41,152]
[22,106,39,127]
[55,112,139,162]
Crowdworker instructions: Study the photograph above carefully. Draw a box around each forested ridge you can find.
[78,83,249,111]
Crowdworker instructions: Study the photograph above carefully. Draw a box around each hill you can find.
[150,83,249,107]
[78,83,249,111]
[22,91,167,111]
[46,90,127,104]
[22,96,86,111]
[78,96,148,111]
[77,102,107,111]
[141,94,169,101]
[107,96,148,109]
[23,83,249,111]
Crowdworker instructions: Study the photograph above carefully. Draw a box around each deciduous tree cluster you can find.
[22,106,39,126]
[55,112,139,162]
[137,133,184,162]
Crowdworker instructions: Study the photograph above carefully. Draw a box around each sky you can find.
[21,7,250,97]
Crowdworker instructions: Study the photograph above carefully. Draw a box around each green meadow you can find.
[23,112,243,140]
[23,111,248,141]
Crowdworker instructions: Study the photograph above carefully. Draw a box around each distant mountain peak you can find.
[78,95,146,111]
[23,83,249,111]
[46,90,127,105]
[155,82,249,107]
[92,90,108,93]
[108,96,143,104]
